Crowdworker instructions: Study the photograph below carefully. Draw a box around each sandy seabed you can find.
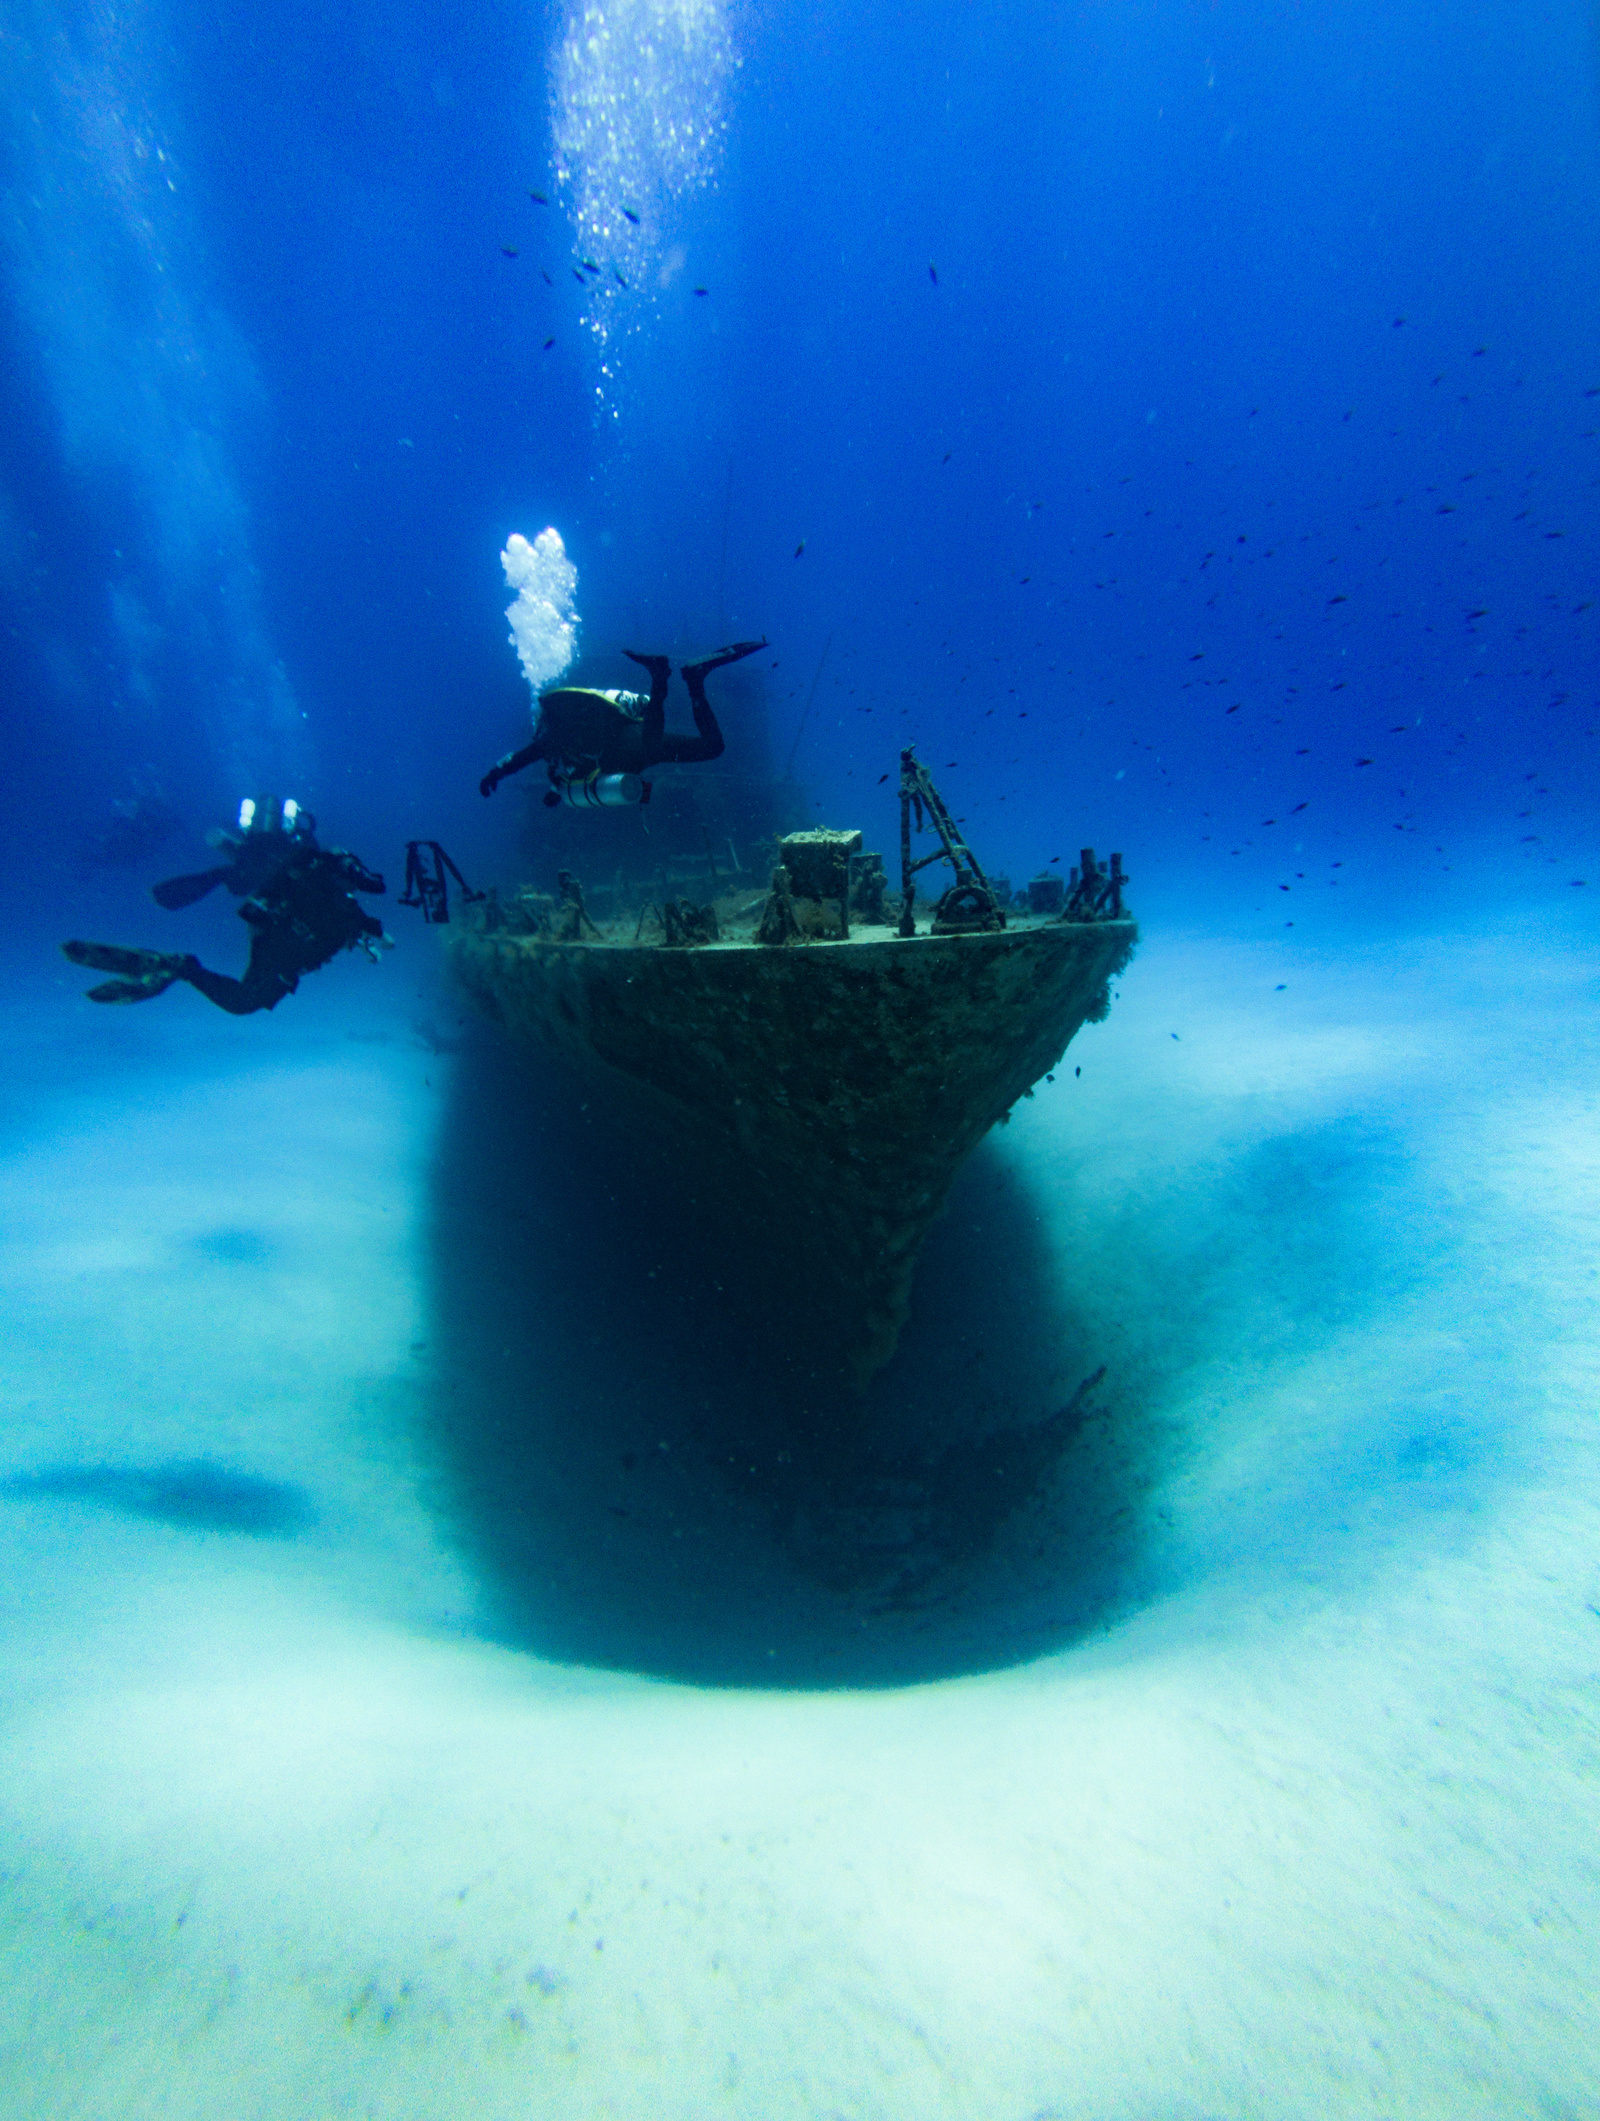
[1,921,1596,2121]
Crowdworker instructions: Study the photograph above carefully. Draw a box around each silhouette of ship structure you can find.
[449,749,1136,1384]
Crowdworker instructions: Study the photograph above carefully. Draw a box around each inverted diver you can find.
[479,640,766,806]
[63,795,389,1014]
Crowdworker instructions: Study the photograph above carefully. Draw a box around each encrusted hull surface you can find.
[449,920,1137,1381]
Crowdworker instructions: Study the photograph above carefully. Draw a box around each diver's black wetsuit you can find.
[63,837,387,1014]
[480,640,765,798]
[183,847,387,1013]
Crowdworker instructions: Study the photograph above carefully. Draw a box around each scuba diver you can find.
[62,795,390,1014]
[479,639,766,807]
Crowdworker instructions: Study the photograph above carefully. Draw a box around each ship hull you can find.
[449,920,1136,1382]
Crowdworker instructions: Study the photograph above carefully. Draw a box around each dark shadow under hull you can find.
[418,1023,1156,1689]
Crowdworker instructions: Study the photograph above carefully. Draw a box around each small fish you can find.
[929,263,938,285]
[1171,1032,1180,1041]
[529,190,549,204]
[1472,345,1487,356]
[622,206,640,224]
[942,451,952,462]
[1327,593,1348,605]
[1355,757,1374,767]
[614,270,629,287]
[794,541,805,558]
[501,245,519,258]
[1466,607,1487,620]
[1275,984,1287,991]
[693,286,709,296]
[542,337,556,351]
[572,268,587,283]
[1291,801,1307,813]
[1226,703,1240,714]
[580,257,600,272]
[877,773,889,784]
[541,270,553,285]
[1048,855,1060,864]
[1392,315,1406,326]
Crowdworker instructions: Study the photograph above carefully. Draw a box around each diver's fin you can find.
[681,638,767,679]
[63,941,193,1000]
[83,972,182,1005]
[622,649,672,699]
[151,865,231,910]
[64,939,169,975]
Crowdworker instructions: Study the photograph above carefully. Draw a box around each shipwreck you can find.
[447,748,1136,1384]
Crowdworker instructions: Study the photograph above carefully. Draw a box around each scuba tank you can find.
[236,794,312,837]
[552,771,650,809]
[157,794,315,908]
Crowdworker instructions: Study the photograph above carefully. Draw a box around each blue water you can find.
[3,3,1599,2114]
